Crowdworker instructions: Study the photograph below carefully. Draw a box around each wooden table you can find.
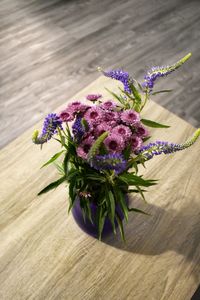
[0,77,199,300]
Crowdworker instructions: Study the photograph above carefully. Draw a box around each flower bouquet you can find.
[33,53,200,241]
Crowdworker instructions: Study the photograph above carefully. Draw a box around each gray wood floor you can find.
[0,0,200,148]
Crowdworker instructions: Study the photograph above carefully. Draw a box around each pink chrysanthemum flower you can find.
[104,111,120,122]
[59,110,74,122]
[94,123,112,137]
[121,109,140,125]
[84,106,104,125]
[104,133,125,153]
[100,100,116,110]
[112,125,132,141]
[67,101,90,114]
[136,124,149,137]
[130,135,143,151]
[76,136,94,160]
[86,94,102,102]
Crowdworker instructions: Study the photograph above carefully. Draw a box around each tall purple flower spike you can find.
[32,113,62,145]
[99,68,133,93]
[136,129,200,161]
[142,53,191,90]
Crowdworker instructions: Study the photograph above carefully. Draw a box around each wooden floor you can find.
[0,0,200,148]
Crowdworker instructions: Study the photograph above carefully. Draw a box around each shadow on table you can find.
[102,198,200,282]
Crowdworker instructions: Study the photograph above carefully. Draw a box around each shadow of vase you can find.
[102,198,200,283]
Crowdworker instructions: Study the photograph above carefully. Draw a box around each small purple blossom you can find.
[67,101,90,115]
[90,153,127,174]
[102,69,132,93]
[94,123,112,137]
[136,124,149,137]
[76,136,94,160]
[84,106,104,125]
[100,100,116,110]
[131,136,143,151]
[112,125,132,142]
[86,94,102,102]
[121,109,140,125]
[103,111,120,122]
[104,133,125,153]
[59,110,74,122]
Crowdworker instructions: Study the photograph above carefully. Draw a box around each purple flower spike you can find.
[142,53,192,91]
[136,128,200,160]
[72,116,86,142]
[90,153,127,174]
[102,68,133,93]
[32,113,62,144]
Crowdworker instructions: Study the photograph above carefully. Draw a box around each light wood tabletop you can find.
[0,77,199,300]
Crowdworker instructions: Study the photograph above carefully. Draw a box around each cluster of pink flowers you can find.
[59,94,149,160]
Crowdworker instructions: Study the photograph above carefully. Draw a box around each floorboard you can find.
[0,0,200,148]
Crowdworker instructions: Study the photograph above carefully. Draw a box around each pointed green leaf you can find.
[141,118,170,128]
[106,189,116,233]
[115,212,126,243]
[128,207,150,216]
[40,151,65,168]
[38,176,66,195]
[151,89,173,95]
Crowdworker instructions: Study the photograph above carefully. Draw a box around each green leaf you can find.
[105,88,126,105]
[88,132,108,159]
[38,176,66,195]
[113,187,129,222]
[130,83,142,103]
[81,118,89,131]
[127,189,147,193]
[141,118,170,128]
[151,89,173,95]
[128,207,150,216]
[119,173,157,187]
[97,205,107,240]
[136,185,147,203]
[40,151,65,168]
[106,189,116,233]
[115,212,126,243]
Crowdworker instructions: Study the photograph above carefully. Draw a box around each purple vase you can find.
[72,196,128,239]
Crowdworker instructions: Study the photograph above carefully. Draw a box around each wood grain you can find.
[0,77,200,300]
[0,0,200,149]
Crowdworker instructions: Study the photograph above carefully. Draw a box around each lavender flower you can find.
[136,129,200,160]
[101,68,133,93]
[32,113,62,144]
[142,53,191,90]
[72,116,85,142]
[90,153,127,174]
